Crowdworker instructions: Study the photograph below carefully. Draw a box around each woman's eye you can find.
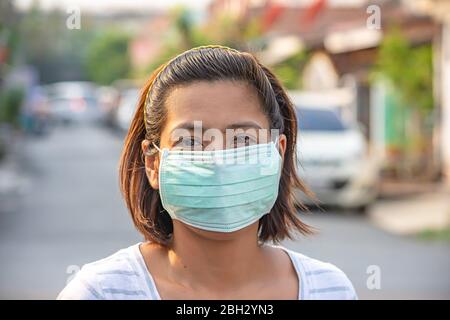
[174,137,203,150]
[233,135,256,148]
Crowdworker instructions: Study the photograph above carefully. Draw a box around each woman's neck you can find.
[164,223,270,291]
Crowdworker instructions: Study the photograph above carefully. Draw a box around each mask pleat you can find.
[167,197,278,229]
[162,162,279,185]
[162,179,278,208]
[163,174,276,197]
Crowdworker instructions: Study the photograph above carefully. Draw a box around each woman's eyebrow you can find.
[170,122,198,133]
[228,121,262,129]
[170,121,262,133]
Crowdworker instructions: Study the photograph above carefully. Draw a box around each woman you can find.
[58,45,357,300]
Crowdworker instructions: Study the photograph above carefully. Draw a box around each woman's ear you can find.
[141,139,159,189]
[278,134,287,160]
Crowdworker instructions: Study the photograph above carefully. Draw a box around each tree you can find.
[146,6,266,75]
[272,51,308,90]
[86,31,131,85]
[372,28,434,178]
[373,28,433,114]
[146,6,213,74]
[17,4,96,83]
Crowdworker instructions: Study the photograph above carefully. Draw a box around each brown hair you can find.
[119,45,313,246]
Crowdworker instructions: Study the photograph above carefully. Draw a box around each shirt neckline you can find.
[133,242,304,300]
[133,242,161,300]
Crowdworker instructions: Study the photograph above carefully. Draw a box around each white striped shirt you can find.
[57,242,357,300]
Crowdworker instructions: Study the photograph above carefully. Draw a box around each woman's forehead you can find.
[163,80,269,131]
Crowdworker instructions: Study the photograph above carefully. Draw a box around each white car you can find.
[294,105,379,212]
[115,88,140,132]
[44,82,101,124]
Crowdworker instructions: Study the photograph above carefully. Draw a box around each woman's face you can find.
[143,80,286,239]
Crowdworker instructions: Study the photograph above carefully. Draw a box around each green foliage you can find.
[373,29,436,178]
[372,28,433,114]
[145,5,306,91]
[146,7,263,75]
[146,7,214,75]
[0,1,20,66]
[272,51,307,90]
[17,5,97,82]
[418,228,450,242]
[86,31,131,85]
[0,87,24,127]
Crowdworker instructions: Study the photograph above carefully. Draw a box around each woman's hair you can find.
[119,45,314,246]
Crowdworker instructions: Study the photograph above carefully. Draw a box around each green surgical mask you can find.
[154,140,282,233]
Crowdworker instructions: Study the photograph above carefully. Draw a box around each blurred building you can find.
[208,0,443,181]
[413,0,450,186]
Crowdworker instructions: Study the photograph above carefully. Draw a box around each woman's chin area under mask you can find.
[172,219,260,243]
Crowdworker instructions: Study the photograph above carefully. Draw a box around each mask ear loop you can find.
[270,135,280,150]
[271,135,282,157]
[152,142,161,153]
[274,136,280,148]
[152,142,169,159]
[142,141,158,157]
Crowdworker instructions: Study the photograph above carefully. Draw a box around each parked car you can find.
[293,103,379,212]
[95,86,120,127]
[103,79,143,132]
[44,82,101,125]
[115,88,140,132]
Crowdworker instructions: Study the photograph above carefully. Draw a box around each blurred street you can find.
[0,125,449,299]
[0,125,141,299]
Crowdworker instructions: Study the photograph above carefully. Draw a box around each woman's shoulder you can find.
[57,242,152,300]
[279,246,358,300]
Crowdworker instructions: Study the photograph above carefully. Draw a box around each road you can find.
[0,124,449,299]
